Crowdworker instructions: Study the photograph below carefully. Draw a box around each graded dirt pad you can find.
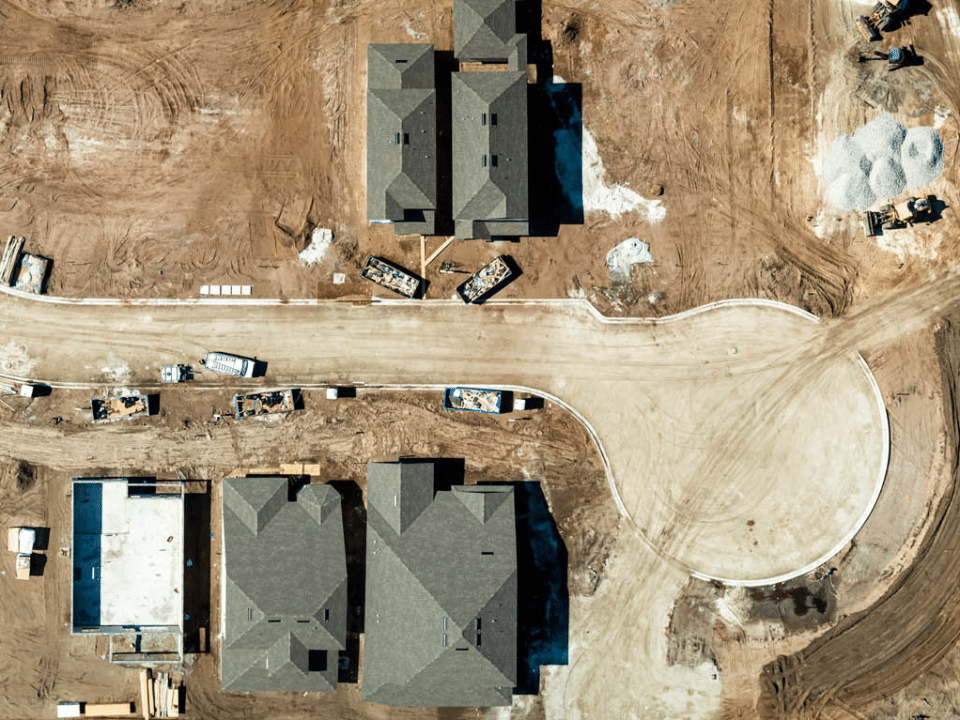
[0,0,956,317]
[0,391,614,719]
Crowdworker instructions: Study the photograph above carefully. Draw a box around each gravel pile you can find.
[823,115,942,211]
[901,126,944,188]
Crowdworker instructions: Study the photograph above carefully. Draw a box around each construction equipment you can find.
[161,365,190,383]
[456,256,514,304]
[91,394,153,423]
[202,351,256,378]
[858,45,916,69]
[443,387,503,414]
[361,256,422,298]
[856,0,909,42]
[233,389,296,419]
[864,195,933,236]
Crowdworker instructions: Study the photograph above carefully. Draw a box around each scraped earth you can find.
[3,0,960,719]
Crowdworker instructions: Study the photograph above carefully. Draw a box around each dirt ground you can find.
[4,0,960,719]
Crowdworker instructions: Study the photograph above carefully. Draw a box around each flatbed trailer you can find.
[443,387,503,414]
[361,256,421,298]
[91,394,152,423]
[233,389,296,419]
[456,256,513,303]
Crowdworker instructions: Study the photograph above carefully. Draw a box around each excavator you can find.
[857,0,910,42]
[858,45,918,70]
[864,195,933,237]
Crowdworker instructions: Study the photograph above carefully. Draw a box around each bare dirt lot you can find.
[4,0,960,719]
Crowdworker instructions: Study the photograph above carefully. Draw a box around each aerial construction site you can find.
[2,0,960,719]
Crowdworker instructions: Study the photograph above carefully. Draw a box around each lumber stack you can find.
[138,669,180,719]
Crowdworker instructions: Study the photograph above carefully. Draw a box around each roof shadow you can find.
[328,479,366,684]
[477,479,569,694]
[182,484,211,654]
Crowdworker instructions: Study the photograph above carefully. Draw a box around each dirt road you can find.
[0,291,888,586]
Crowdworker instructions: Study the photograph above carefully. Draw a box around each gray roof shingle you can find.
[221,478,347,692]
[452,71,529,239]
[367,44,438,235]
[454,0,523,63]
[362,461,517,707]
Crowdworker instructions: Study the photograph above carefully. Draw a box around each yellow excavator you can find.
[857,0,910,42]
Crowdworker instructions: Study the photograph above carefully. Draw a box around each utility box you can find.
[326,387,339,400]
[513,398,526,411]
[19,384,35,398]
[56,703,81,718]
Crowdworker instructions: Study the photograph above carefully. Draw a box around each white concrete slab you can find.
[99,481,183,628]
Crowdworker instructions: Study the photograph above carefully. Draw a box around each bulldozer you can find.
[864,195,933,237]
[857,0,910,42]
[858,45,917,70]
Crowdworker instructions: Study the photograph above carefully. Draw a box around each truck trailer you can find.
[203,352,256,378]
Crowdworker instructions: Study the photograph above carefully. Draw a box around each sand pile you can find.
[823,115,942,211]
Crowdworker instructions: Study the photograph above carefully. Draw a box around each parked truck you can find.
[443,387,503,414]
[161,364,191,383]
[456,256,514,304]
[233,389,296,419]
[202,352,256,378]
[361,256,422,298]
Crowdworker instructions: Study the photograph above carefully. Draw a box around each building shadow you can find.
[528,80,583,237]
[32,527,50,551]
[467,479,569,694]
[182,484,211,654]
[29,553,47,577]
[434,50,456,237]
[328,480,366,684]
[399,457,466,492]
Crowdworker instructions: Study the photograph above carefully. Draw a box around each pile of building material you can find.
[455,256,514,303]
[606,237,653,281]
[91,395,152,423]
[361,256,421,298]
[140,669,180,719]
[824,114,943,211]
[6,527,35,580]
[233,389,296,419]
[0,236,50,294]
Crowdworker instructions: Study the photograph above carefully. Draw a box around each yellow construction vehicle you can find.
[864,195,933,236]
[857,0,909,42]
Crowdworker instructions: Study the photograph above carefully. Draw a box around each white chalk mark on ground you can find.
[582,129,665,222]
[299,228,332,265]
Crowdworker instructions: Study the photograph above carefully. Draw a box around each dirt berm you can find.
[757,315,960,718]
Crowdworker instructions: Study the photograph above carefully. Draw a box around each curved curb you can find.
[688,352,891,587]
[0,285,886,586]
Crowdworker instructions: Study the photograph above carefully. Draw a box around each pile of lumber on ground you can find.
[139,669,179,719]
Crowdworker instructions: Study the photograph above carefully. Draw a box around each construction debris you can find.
[361,256,421,298]
[443,387,504,414]
[456,256,514,303]
[233,389,296,419]
[91,395,152,423]
[0,236,50,294]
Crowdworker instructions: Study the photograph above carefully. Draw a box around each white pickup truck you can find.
[203,352,256,378]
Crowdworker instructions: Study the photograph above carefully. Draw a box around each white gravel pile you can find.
[901,126,944,188]
[823,115,943,211]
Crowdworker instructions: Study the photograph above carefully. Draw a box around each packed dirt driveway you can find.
[0,291,888,585]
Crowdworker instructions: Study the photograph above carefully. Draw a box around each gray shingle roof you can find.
[221,478,347,692]
[367,44,438,236]
[363,462,517,707]
[451,71,529,239]
[454,0,522,63]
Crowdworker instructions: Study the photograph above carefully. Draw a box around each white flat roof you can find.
[98,481,184,628]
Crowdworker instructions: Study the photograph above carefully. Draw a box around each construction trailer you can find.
[361,256,422,298]
[233,389,296,419]
[203,352,256,378]
[443,387,503,414]
[91,395,153,423]
[456,255,514,303]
